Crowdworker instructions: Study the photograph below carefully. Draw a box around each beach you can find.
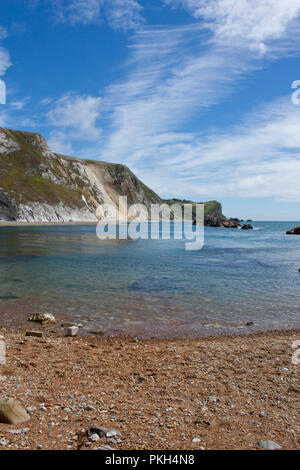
[0,326,299,450]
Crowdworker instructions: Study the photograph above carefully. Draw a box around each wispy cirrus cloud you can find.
[13,1,300,204]
[84,0,300,202]
[98,25,252,166]
[52,0,145,30]
[143,96,300,202]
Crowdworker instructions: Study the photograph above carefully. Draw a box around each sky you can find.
[1,1,300,220]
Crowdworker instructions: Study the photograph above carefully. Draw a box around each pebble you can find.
[25,331,43,338]
[26,406,37,413]
[107,438,117,444]
[87,426,120,439]
[8,428,29,434]
[65,326,79,337]
[85,405,96,412]
[88,433,100,442]
[96,445,115,450]
[207,396,217,403]
[257,440,282,450]
[192,437,201,443]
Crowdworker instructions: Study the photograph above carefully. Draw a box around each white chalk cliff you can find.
[0,128,162,222]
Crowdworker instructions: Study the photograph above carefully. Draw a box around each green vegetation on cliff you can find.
[164,198,222,219]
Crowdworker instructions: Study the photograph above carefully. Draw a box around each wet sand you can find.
[0,326,299,450]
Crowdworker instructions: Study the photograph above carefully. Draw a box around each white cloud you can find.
[9,98,30,110]
[104,0,145,30]
[144,96,300,202]
[0,26,11,77]
[48,131,75,155]
[55,0,100,24]
[99,25,249,166]
[46,93,102,154]
[85,2,300,204]
[48,93,102,139]
[165,0,300,53]
[53,0,144,29]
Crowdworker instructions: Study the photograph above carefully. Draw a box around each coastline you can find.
[0,326,299,450]
[0,221,98,227]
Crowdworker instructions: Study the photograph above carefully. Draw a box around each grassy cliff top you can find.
[164,198,222,218]
[0,127,161,207]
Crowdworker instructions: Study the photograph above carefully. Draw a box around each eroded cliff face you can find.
[0,128,162,222]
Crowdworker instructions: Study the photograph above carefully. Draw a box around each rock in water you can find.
[241,224,253,230]
[286,226,300,235]
[28,313,56,325]
[257,440,282,450]
[0,398,30,425]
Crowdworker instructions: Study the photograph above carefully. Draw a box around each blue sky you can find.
[1,0,300,220]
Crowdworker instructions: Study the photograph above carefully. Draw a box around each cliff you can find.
[165,199,240,228]
[0,128,161,222]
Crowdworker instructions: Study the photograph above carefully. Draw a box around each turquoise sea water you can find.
[0,221,300,337]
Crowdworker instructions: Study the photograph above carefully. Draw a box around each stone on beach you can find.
[65,326,79,337]
[87,425,120,439]
[0,398,30,425]
[28,313,56,325]
[0,335,5,364]
[257,440,282,450]
[88,433,100,442]
[25,331,43,338]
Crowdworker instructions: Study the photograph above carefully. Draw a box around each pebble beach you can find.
[0,326,299,450]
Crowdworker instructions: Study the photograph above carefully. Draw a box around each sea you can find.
[0,221,299,337]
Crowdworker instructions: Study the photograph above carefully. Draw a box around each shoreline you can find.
[0,326,299,450]
[0,221,98,227]
[0,305,299,340]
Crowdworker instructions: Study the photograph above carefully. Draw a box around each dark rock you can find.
[241,224,253,230]
[286,226,300,235]
[87,425,120,439]
[221,218,240,228]
[246,322,254,326]
[25,331,43,338]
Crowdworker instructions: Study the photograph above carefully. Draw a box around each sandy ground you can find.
[0,327,299,450]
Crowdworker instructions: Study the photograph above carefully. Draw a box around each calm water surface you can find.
[0,222,300,337]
